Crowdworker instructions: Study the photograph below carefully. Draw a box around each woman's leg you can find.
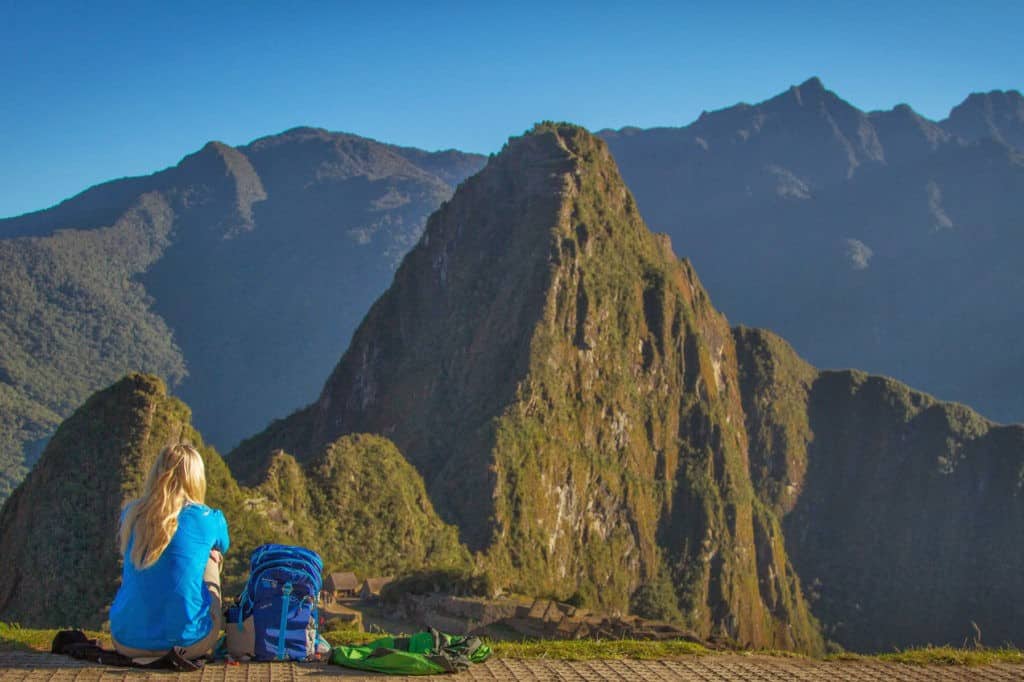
[111,636,165,662]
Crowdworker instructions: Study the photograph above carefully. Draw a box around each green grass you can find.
[4,623,1024,666]
[0,623,109,652]
[489,638,709,660]
[829,646,1024,666]
[321,628,383,647]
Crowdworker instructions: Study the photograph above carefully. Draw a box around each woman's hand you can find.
[210,549,223,565]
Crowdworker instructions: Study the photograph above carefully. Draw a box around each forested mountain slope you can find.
[0,129,485,500]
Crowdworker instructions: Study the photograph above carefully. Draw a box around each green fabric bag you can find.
[329,628,491,675]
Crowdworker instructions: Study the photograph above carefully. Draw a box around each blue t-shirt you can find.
[110,502,230,650]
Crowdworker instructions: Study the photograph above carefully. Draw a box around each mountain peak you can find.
[798,75,826,93]
[955,89,1024,111]
[516,121,597,159]
[231,123,825,652]
[785,76,830,107]
[172,140,266,233]
[942,89,1024,150]
[866,102,950,157]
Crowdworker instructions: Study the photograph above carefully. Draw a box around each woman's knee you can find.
[204,550,223,585]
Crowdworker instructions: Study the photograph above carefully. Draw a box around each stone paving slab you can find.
[2,651,1024,682]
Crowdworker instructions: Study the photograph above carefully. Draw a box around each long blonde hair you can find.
[119,443,207,569]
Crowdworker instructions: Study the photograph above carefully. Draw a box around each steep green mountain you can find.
[735,327,1024,651]
[235,123,1024,653]
[0,130,485,501]
[599,79,1024,425]
[0,374,466,628]
[0,374,226,627]
[233,123,824,652]
[251,435,470,577]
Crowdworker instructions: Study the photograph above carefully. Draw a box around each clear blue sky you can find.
[1,0,1020,219]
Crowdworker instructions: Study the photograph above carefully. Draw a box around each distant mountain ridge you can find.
[599,78,1024,425]
[3,77,1022,509]
[0,128,485,499]
[942,89,1024,150]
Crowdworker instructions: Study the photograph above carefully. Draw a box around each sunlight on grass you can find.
[830,645,1024,666]
[0,623,109,652]
[321,628,385,647]
[6,623,1024,666]
[322,628,709,660]
[488,638,709,660]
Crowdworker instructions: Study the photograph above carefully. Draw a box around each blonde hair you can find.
[119,443,207,569]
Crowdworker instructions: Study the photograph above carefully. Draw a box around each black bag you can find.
[51,630,205,671]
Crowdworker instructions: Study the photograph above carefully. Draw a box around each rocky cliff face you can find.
[0,129,485,501]
[0,374,465,628]
[233,124,824,652]
[735,327,1024,651]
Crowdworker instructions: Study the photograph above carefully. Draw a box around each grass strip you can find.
[489,638,709,660]
[6,624,1024,666]
[829,646,1024,666]
[0,623,109,652]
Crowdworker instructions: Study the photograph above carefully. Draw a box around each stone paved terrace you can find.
[2,651,1024,681]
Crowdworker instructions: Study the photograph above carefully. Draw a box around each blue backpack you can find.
[227,544,325,661]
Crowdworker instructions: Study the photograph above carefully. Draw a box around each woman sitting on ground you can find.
[110,443,230,661]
